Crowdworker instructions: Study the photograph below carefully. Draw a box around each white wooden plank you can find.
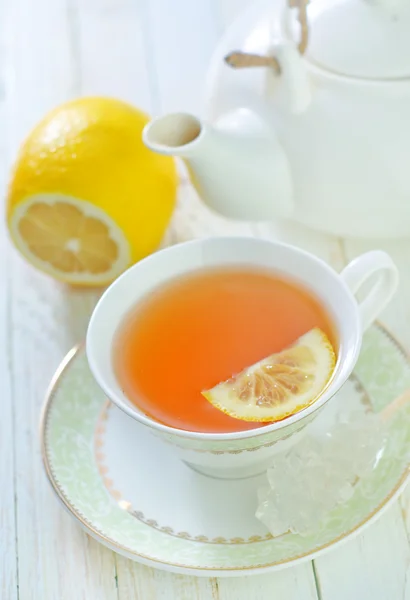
[9,260,120,600]
[141,0,220,114]
[6,0,78,155]
[116,556,319,600]
[115,559,219,599]
[314,505,410,600]
[217,565,319,600]
[6,0,119,597]
[75,0,153,112]
[0,107,18,600]
[1,2,18,596]
[0,3,17,597]
[0,254,18,598]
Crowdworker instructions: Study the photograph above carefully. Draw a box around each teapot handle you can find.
[340,251,399,332]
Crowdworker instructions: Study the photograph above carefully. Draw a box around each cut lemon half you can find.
[9,194,130,285]
[202,328,336,422]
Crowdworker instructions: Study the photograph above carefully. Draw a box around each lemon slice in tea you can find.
[202,328,336,422]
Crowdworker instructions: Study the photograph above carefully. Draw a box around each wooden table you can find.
[2,0,410,598]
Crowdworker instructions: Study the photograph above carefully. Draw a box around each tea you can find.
[113,267,334,433]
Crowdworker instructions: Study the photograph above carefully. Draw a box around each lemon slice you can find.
[202,328,336,422]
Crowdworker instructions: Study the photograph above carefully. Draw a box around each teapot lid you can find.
[293,0,410,79]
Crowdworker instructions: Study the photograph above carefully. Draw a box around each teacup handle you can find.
[340,251,399,331]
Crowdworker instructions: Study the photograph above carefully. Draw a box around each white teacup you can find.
[86,237,398,479]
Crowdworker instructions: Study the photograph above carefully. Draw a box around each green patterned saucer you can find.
[41,323,410,576]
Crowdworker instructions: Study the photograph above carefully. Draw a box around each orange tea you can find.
[113,267,334,433]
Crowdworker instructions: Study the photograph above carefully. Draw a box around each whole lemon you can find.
[6,96,177,286]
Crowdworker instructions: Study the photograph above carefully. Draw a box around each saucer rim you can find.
[40,322,410,577]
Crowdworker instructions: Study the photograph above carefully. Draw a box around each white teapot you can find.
[143,0,410,239]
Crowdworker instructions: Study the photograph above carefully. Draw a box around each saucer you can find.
[41,323,410,576]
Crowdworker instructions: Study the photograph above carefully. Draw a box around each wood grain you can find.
[5,0,117,598]
[0,111,18,600]
[217,566,319,600]
[115,559,220,600]
[314,505,410,600]
[1,1,18,596]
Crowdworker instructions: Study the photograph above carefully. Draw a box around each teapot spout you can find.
[143,109,294,221]
[142,113,204,158]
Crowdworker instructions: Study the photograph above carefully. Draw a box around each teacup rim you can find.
[86,236,362,442]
